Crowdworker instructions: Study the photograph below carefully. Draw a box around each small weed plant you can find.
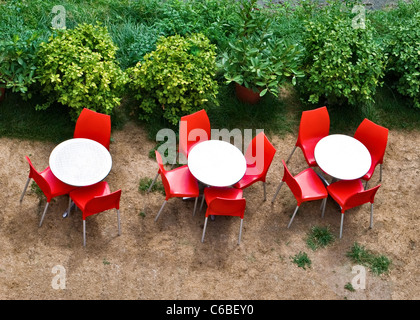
[346,242,391,276]
[306,225,335,251]
[138,177,165,195]
[291,251,311,270]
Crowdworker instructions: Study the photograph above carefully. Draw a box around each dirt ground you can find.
[0,120,419,301]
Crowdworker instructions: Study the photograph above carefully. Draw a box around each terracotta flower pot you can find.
[235,82,262,104]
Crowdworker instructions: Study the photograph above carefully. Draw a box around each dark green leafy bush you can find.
[35,23,128,119]
[219,0,304,97]
[387,12,420,108]
[298,2,387,106]
[0,33,42,98]
[127,33,219,125]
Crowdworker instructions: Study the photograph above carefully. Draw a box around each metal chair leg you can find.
[369,203,374,229]
[286,146,297,165]
[155,200,167,221]
[200,194,205,212]
[271,181,284,203]
[238,219,243,245]
[20,177,31,203]
[83,219,86,246]
[263,182,266,201]
[379,164,383,182]
[339,213,344,239]
[39,202,50,227]
[147,172,160,193]
[67,197,72,217]
[193,197,198,216]
[321,198,327,218]
[201,217,208,243]
[117,209,121,235]
[287,205,300,228]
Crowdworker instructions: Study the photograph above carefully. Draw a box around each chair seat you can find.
[233,173,260,189]
[204,187,243,203]
[299,137,323,166]
[69,181,110,210]
[165,165,199,198]
[41,167,77,199]
[295,168,328,201]
[327,179,365,208]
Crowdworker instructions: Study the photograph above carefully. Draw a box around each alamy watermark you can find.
[51,5,66,29]
[351,265,366,290]
[51,265,66,290]
[352,5,366,29]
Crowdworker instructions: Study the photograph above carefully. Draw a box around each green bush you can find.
[128,33,219,125]
[0,33,42,99]
[297,2,387,107]
[219,0,304,97]
[387,12,420,108]
[35,23,128,119]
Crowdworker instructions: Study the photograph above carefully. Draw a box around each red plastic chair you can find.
[179,109,211,160]
[201,187,246,244]
[286,106,330,167]
[354,118,388,187]
[275,160,328,228]
[326,179,381,238]
[74,108,112,150]
[68,181,121,246]
[154,150,200,221]
[20,156,77,227]
[233,132,276,201]
[148,109,210,193]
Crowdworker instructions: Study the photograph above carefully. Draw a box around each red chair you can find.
[275,160,328,228]
[74,108,112,150]
[201,187,246,244]
[153,150,200,221]
[272,106,329,203]
[286,106,330,166]
[326,179,381,238]
[354,118,388,187]
[20,156,77,227]
[68,181,121,246]
[148,109,210,193]
[179,109,211,160]
[233,132,276,201]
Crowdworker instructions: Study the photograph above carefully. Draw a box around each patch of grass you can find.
[306,225,335,251]
[138,177,165,195]
[344,282,355,292]
[346,242,392,276]
[30,181,44,199]
[291,251,311,270]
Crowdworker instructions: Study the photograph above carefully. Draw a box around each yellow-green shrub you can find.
[36,23,128,119]
[128,33,219,125]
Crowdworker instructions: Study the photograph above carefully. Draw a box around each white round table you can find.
[314,134,371,180]
[49,138,112,187]
[187,140,247,187]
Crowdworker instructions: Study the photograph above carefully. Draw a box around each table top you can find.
[314,134,371,180]
[187,140,247,187]
[49,138,112,187]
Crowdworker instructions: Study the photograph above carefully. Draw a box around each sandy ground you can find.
[0,120,419,301]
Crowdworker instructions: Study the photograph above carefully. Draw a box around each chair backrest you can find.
[25,156,51,197]
[244,132,276,178]
[354,118,388,166]
[84,189,122,219]
[179,109,211,157]
[281,160,302,200]
[207,197,246,219]
[297,106,330,147]
[155,150,171,198]
[343,184,381,212]
[74,108,111,150]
